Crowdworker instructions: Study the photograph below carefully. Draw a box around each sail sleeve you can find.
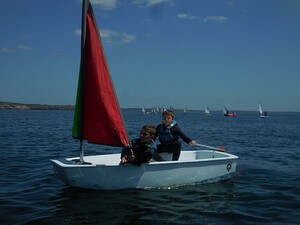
[72,0,129,147]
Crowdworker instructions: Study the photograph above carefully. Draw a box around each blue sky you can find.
[1,0,300,111]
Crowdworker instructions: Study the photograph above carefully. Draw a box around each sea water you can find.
[0,110,299,225]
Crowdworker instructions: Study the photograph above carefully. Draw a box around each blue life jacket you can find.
[147,140,157,151]
[159,121,178,145]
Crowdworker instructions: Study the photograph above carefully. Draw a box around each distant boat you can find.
[156,106,161,114]
[141,107,145,114]
[223,107,236,117]
[51,0,238,190]
[204,107,210,115]
[151,108,156,114]
[184,107,187,114]
[259,102,268,118]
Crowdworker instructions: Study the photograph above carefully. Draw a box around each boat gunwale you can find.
[51,150,238,168]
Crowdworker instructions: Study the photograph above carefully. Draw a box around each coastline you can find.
[0,101,74,110]
[1,101,298,113]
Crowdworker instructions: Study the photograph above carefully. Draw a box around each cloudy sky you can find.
[1,0,300,111]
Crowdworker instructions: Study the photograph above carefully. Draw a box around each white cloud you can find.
[176,13,197,20]
[1,45,34,53]
[1,47,14,53]
[132,0,174,7]
[74,28,137,44]
[101,29,137,44]
[121,33,137,43]
[16,45,34,51]
[202,16,227,23]
[177,13,228,24]
[147,0,173,6]
[74,29,81,36]
[100,29,119,39]
[91,0,117,10]
[225,0,235,7]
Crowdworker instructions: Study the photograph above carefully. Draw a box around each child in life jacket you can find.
[154,109,196,161]
[120,124,156,166]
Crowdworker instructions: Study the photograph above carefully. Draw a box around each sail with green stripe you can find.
[72,0,129,148]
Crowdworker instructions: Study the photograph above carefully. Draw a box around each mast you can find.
[72,0,130,164]
[77,0,89,163]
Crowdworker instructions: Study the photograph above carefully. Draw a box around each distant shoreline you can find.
[0,101,74,110]
[0,102,142,111]
[1,101,298,113]
[0,101,198,112]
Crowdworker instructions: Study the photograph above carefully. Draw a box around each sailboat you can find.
[223,106,236,117]
[204,107,210,115]
[51,0,238,190]
[259,102,268,118]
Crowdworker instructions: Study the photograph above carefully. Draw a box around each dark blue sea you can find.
[1,109,299,225]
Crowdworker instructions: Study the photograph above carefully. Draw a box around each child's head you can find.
[162,109,174,126]
[140,124,156,143]
[163,109,174,118]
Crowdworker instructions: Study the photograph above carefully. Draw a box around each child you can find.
[120,124,156,166]
[154,109,196,161]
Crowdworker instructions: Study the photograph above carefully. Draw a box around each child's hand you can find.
[120,157,127,164]
[189,140,197,146]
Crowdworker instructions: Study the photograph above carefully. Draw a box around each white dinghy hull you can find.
[51,150,238,190]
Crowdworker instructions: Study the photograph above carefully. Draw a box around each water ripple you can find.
[1,110,300,225]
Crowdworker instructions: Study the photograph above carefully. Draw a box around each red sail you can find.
[72,1,129,147]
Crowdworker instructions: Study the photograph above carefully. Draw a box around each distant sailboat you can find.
[259,102,268,118]
[184,107,187,114]
[223,106,236,117]
[141,107,145,114]
[204,107,210,115]
[156,106,161,114]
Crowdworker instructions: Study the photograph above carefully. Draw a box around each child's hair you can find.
[142,124,156,136]
[162,109,174,118]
